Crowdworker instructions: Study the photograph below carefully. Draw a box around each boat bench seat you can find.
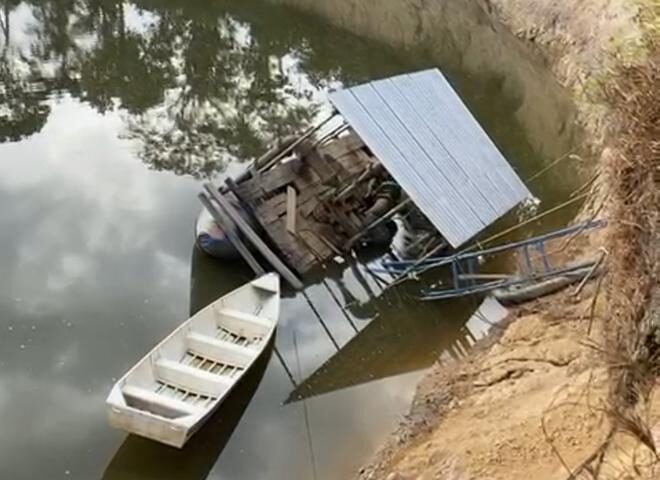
[122,385,200,418]
[215,308,272,337]
[155,359,232,397]
[187,332,254,368]
[251,275,279,293]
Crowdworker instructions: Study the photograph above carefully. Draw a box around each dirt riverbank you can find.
[356,1,659,479]
[269,0,659,478]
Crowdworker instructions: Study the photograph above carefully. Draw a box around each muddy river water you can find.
[0,1,583,479]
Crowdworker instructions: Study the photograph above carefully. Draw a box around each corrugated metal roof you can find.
[329,68,532,247]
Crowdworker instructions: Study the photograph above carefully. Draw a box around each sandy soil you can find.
[358,224,658,479]
[359,283,660,479]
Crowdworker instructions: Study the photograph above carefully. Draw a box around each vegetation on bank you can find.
[593,35,659,476]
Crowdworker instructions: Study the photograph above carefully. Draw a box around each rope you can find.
[293,331,318,480]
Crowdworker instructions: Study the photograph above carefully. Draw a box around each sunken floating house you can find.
[198,69,532,289]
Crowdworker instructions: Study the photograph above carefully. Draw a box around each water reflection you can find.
[286,296,479,403]
[285,253,505,403]
[0,0,419,179]
[0,0,321,176]
[0,1,584,479]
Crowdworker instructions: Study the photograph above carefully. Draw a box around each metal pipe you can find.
[346,198,412,248]
[385,218,607,270]
[422,260,598,301]
[383,192,596,291]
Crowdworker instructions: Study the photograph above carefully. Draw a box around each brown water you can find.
[0,1,583,479]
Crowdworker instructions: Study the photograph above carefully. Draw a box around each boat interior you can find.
[114,276,279,421]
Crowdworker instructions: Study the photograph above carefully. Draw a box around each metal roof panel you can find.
[329,68,532,247]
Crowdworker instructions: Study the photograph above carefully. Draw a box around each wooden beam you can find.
[286,186,297,235]
[203,183,304,290]
[259,114,336,173]
[197,193,265,276]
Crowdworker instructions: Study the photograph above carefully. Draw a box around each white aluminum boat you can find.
[106,274,280,448]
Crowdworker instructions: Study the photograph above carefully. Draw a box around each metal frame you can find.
[377,219,607,301]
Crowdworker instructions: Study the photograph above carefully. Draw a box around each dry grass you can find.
[597,39,660,472]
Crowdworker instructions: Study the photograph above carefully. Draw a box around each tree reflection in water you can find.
[0,0,367,177]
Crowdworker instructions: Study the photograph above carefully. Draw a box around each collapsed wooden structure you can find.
[198,68,534,289]
[199,122,408,288]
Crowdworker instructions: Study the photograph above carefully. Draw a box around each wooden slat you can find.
[320,132,364,159]
[187,333,253,368]
[156,360,231,397]
[286,186,297,235]
[257,193,288,224]
[236,180,264,203]
[299,196,320,218]
[263,221,312,273]
[122,385,201,416]
[257,162,298,193]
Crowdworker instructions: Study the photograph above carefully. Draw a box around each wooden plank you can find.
[286,186,297,235]
[320,132,364,159]
[256,193,288,224]
[197,193,265,276]
[270,219,321,268]
[260,163,298,193]
[305,149,336,183]
[204,183,303,290]
[299,230,331,258]
[235,178,264,203]
[224,177,248,204]
[299,196,321,217]
[263,222,309,273]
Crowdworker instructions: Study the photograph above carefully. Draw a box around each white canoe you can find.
[106,273,280,448]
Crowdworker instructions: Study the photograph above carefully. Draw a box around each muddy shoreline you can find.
[270,0,658,478]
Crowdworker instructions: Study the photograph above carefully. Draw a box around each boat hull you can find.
[108,402,191,448]
[106,274,280,448]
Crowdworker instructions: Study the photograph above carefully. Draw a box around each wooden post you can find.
[224,177,250,207]
[197,193,265,276]
[203,183,304,290]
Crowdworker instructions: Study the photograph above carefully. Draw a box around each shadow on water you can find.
[285,294,484,403]
[274,248,499,403]
[189,245,255,317]
[101,247,269,480]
